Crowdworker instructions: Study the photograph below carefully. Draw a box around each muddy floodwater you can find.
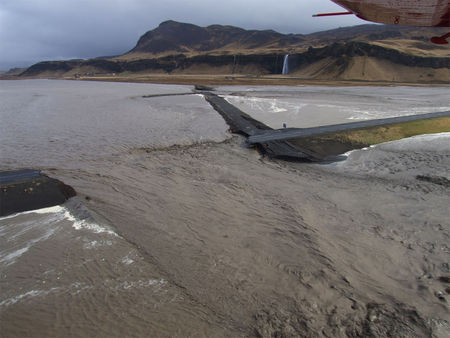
[220,85,450,128]
[1,80,449,337]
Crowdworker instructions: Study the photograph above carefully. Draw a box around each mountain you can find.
[122,20,448,57]
[13,21,450,83]
[126,20,301,56]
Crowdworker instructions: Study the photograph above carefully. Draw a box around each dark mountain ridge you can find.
[126,20,448,55]
[129,20,300,54]
[13,20,450,83]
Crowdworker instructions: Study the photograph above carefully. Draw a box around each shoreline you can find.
[5,74,450,87]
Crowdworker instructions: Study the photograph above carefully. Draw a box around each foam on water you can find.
[0,282,94,308]
[0,227,58,265]
[0,287,62,308]
[121,255,135,265]
[0,204,118,266]
[115,279,167,291]
[0,205,117,236]
[223,95,300,115]
[0,205,64,221]
[0,207,66,265]
[83,240,114,249]
[63,209,117,236]
[347,106,450,120]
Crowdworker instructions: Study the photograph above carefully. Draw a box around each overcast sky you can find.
[0,0,365,70]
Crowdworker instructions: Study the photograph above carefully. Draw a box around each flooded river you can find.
[1,80,449,337]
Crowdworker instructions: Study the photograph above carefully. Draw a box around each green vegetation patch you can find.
[336,116,450,145]
[289,116,450,158]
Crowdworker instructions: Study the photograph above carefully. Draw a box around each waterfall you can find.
[282,54,289,75]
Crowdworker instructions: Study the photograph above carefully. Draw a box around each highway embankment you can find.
[201,91,450,161]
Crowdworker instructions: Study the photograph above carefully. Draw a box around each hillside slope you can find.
[15,21,450,84]
[123,21,449,57]
[127,20,298,55]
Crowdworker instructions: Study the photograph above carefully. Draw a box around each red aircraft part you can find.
[431,32,450,43]
[331,0,450,27]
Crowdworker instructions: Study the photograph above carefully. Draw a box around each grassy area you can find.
[334,116,450,146]
[289,116,450,158]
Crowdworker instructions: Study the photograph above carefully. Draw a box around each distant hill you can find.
[1,67,28,77]
[13,21,450,84]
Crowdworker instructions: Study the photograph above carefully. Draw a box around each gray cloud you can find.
[0,0,364,70]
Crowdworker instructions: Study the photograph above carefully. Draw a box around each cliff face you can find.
[287,42,450,70]
[20,54,283,76]
[20,41,450,83]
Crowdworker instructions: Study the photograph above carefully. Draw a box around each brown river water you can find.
[1,80,449,337]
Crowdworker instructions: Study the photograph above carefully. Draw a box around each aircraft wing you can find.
[331,0,449,27]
